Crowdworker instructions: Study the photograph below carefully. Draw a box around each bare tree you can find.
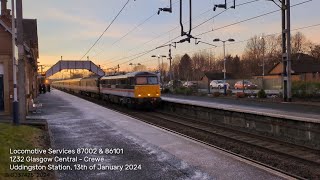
[178,54,193,80]
[242,35,264,76]
[192,52,209,80]
[310,44,320,60]
[291,32,313,54]
[172,55,181,80]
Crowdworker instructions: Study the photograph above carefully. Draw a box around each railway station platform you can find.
[162,94,320,123]
[33,89,293,179]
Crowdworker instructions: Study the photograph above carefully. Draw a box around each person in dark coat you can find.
[42,84,46,94]
[47,84,51,92]
[39,84,42,94]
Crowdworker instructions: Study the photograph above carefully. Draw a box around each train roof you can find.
[80,76,100,81]
[52,78,82,83]
[101,71,157,80]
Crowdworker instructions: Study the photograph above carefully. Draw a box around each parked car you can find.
[210,80,230,89]
[234,80,258,89]
[183,81,197,88]
[164,80,183,88]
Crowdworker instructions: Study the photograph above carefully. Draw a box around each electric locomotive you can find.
[100,71,161,108]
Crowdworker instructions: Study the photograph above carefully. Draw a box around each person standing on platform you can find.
[39,84,42,94]
[47,84,51,92]
[42,84,46,94]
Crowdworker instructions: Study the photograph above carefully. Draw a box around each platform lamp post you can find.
[213,38,235,95]
[16,0,27,122]
[160,55,166,83]
[151,55,160,73]
[11,0,19,124]
[260,36,265,89]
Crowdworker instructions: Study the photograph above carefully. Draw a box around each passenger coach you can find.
[52,78,82,93]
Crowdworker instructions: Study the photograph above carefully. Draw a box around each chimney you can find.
[1,0,10,17]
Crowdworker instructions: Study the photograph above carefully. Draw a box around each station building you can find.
[0,0,38,117]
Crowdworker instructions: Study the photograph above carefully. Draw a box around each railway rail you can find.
[61,89,320,179]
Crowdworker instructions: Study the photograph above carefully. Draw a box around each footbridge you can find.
[45,60,105,78]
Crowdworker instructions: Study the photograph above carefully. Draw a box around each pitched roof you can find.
[22,19,38,49]
[268,53,320,74]
[291,53,320,73]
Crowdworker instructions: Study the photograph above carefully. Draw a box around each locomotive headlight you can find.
[156,94,159,96]
[138,94,141,97]
[148,94,151,96]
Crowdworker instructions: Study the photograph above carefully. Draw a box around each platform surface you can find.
[162,94,320,123]
[36,89,292,180]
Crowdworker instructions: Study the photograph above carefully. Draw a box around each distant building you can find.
[0,0,38,116]
[265,53,320,82]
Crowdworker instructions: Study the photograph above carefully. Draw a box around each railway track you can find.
[62,89,320,179]
[151,111,320,164]
[130,111,319,179]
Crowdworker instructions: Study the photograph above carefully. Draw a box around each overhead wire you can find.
[104,2,224,65]
[195,0,312,37]
[141,22,320,64]
[110,0,260,65]
[91,13,157,59]
[141,24,320,67]
[79,0,131,60]
[104,0,313,67]
[93,0,180,62]
[91,0,181,59]
[124,0,314,66]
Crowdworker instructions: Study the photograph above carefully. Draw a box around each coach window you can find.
[129,77,134,85]
[102,80,106,87]
[103,80,107,88]
[128,77,134,89]
[120,78,125,85]
[119,78,125,88]
[111,79,117,88]
[107,80,111,88]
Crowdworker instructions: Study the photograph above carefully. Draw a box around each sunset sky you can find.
[13,0,320,70]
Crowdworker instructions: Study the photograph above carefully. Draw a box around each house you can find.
[266,53,320,82]
[0,0,38,117]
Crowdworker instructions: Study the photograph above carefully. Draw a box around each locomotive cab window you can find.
[148,77,158,85]
[136,76,158,85]
[136,77,147,85]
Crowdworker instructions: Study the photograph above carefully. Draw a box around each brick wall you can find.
[0,23,12,55]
